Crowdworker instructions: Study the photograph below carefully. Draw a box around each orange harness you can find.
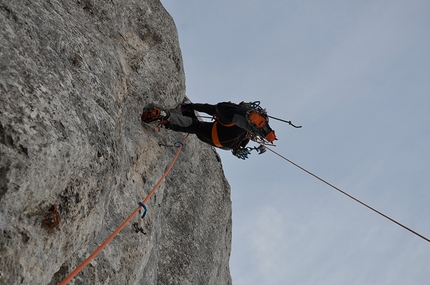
[211,121,235,148]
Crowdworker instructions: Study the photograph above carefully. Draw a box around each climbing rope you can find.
[265,146,430,243]
[60,134,190,284]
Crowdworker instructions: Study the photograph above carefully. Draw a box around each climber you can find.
[141,101,277,159]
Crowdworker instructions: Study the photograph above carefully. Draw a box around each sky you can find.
[160,1,430,284]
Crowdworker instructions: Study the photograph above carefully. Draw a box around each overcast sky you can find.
[160,1,430,284]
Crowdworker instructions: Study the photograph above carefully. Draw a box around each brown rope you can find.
[60,134,190,284]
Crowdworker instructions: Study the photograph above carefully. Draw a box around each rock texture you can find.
[0,1,232,284]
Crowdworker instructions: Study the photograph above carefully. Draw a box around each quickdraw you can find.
[247,144,267,154]
[233,144,268,160]
[133,202,148,235]
[158,141,185,148]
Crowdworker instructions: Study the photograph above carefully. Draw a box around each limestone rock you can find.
[0,1,232,284]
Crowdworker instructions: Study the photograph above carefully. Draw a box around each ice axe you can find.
[267,115,302,128]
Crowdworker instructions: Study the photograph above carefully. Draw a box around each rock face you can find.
[0,1,232,284]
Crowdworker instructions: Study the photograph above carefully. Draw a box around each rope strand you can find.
[266,147,430,243]
[60,134,190,284]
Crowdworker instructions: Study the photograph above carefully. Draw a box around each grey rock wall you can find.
[0,0,232,284]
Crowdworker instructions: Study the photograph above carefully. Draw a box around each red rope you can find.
[60,134,189,284]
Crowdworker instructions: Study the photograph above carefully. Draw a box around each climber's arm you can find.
[186,103,217,116]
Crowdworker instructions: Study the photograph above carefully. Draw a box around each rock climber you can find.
[141,101,277,159]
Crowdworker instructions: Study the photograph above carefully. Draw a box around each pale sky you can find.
[161,1,430,284]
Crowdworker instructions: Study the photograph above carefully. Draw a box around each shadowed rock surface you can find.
[0,1,232,284]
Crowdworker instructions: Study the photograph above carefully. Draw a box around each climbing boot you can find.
[141,107,169,123]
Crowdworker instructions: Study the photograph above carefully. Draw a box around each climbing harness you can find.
[264,145,430,244]
[212,122,224,148]
[60,134,190,284]
[196,101,300,156]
